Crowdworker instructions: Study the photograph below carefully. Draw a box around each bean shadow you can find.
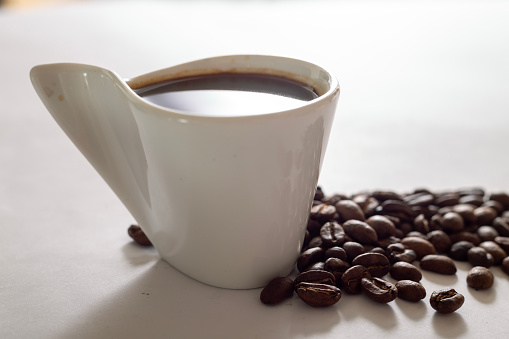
[432,312,468,338]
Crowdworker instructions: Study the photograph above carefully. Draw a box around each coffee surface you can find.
[136,73,318,116]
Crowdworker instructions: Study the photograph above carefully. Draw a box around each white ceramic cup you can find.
[31,55,340,289]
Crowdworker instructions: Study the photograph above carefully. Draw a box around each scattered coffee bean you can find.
[420,254,457,275]
[430,288,465,314]
[260,277,294,305]
[441,212,464,233]
[320,221,346,247]
[342,241,365,262]
[426,230,452,254]
[342,220,378,245]
[478,241,507,265]
[361,277,398,303]
[127,224,152,246]
[386,243,417,263]
[297,247,325,272]
[477,226,499,242]
[324,257,350,285]
[390,261,422,282]
[466,266,494,290]
[448,241,475,261]
[396,280,426,302]
[324,246,348,261]
[310,203,336,222]
[467,246,494,268]
[335,199,365,221]
[351,252,390,277]
[341,265,371,294]
[401,236,436,260]
[501,257,509,276]
[294,270,335,287]
[295,282,342,307]
[474,206,498,226]
[366,215,396,238]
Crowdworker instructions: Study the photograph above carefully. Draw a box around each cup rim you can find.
[124,54,340,119]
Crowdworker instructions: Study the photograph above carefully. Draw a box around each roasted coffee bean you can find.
[482,200,504,214]
[306,236,323,249]
[314,186,325,201]
[322,194,347,206]
[430,288,464,314]
[449,231,481,246]
[434,193,460,207]
[127,224,152,246]
[406,231,427,239]
[401,236,436,260]
[307,219,323,236]
[371,190,403,202]
[341,265,371,294]
[426,230,452,253]
[467,246,494,268]
[474,206,498,226]
[452,204,476,225]
[441,212,465,233]
[501,257,509,276]
[303,230,310,248]
[302,262,326,272]
[366,215,396,238]
[420,254,457,275]
[458,194,484,206]
[405,193,435,207]
[295,282,342,307]
[342,241,365,262]
[466,266,494,290]
[324,246,348,261]
[297,247,325,272]
[260,277,294,305]
[294,270,335,287]
[324,257,350,284]
[494,236,509,253]
[361,277,398,303]
[320,221,346,247]
[413,214,430,234]
[351,252,390,277]
[448,241,475,261]
[456,187,485,197]
[479,241,507,265]
[370,247,386,255]
[377,236,401,249]
[352,194,379,217]
[390,261,422,282]
[386,243,417,264]
[342,220,379,245]
[310,203,336,222]
[395,280,426,302]
[489,192,509,209]
[492,217,509,237]
[477,226,499,242]
[335,199,365,221]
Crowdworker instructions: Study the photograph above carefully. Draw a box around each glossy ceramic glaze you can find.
[30,55,339,289]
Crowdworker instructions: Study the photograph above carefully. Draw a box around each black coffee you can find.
[135,73,318,116]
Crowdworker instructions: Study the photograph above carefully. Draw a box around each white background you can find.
[1,1,509,338]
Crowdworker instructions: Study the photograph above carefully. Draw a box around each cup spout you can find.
[30,63,152,230]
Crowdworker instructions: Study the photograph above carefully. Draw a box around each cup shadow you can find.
[54,246,341,339]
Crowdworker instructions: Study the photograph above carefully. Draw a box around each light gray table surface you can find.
[1,0,509,338]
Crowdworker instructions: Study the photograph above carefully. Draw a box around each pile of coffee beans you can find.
[260,187,509,313]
